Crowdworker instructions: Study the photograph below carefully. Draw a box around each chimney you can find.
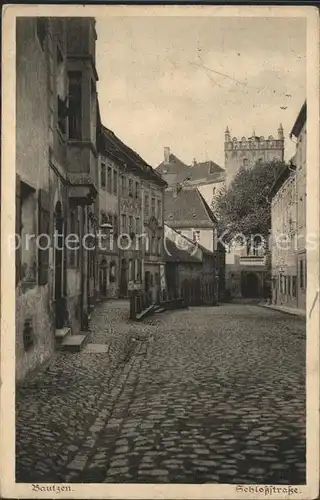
[192,158,197,167]
[164,147,170,164]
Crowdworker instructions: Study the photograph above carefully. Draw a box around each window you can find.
[109,262,116,283]
[280,275,284,294]
[113,170,118,195]
[145,235,149,254]
[113,215,118,236]
[286,276,290,296]
[292,276,297,297]
[129,179,133,197]
[129,259,135,281]
[134,260,139,281]
[136,260,142,282]
[90,80,96,143]
[145,194,149,217]
[68,71,82,139]
[158,237,162,256]
[135,181,140,199]
[107,166,112,193]
[157,199,162,220]
[243,158,249,167]
[16,179,38,287]
[57,47,67,135]
[121,175,126,196]
[101,162,106,188]
[129,216,133,235]
[151,197,155,216]
[305,260,307,288]
[193,230,200,243]
[135,217,140,234]
[121,214,126,233]
[300,259,305,289]
[152,236,157,255]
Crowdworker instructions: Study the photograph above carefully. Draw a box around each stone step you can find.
[154,306,166,314]
[60,334,87,353]
[135,304,156,321]
[55,327,71,344]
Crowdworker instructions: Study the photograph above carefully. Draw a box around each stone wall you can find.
[16,286,55,383]
[16,19,54,382]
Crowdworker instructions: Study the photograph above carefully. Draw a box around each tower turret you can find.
[278,123,284,140]
[225,126,231,143]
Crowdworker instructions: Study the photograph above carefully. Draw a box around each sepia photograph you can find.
[1,4,319,499]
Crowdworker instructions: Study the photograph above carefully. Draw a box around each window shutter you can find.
[38,189,50,286]
[16,174,22,286]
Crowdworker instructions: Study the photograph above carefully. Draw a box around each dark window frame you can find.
[128,178,133,197]
[68,71,82,140]
[101,162,106,189]
[107,166,112,193]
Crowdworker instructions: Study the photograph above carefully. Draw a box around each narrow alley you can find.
[16,302,306,485]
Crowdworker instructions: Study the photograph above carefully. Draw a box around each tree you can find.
[213,160,285,248]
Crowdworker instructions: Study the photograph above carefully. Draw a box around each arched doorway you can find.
[242,272,259,298]
[54,201,65,328]
[99,259,108,296]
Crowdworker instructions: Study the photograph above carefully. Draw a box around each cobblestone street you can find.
[16,302,306,485]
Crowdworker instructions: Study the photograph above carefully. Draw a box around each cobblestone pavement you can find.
[16,303,306,485]
[16,300,154,483]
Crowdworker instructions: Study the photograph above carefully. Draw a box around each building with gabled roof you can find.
[164,224,220,305]
[97,123,167,303]
[156,147,225,208]
[164,186,225,302]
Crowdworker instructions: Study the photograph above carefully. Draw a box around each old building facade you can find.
[293,102,307,311]
[224,126,285,187]
[16,17,99,382]
[164,187,224,302]
[96,125,120,300]
[222,126,285,299]
[269,102,307,311]
[96,127,167,303]
[269,165,297,307]
[164,225,218,305]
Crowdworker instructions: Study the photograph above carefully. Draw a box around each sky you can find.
[96,15,306,168]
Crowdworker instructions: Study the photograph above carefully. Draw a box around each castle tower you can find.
[225,126,231,143]
[278,123,284,140]
[224,126,285,186]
